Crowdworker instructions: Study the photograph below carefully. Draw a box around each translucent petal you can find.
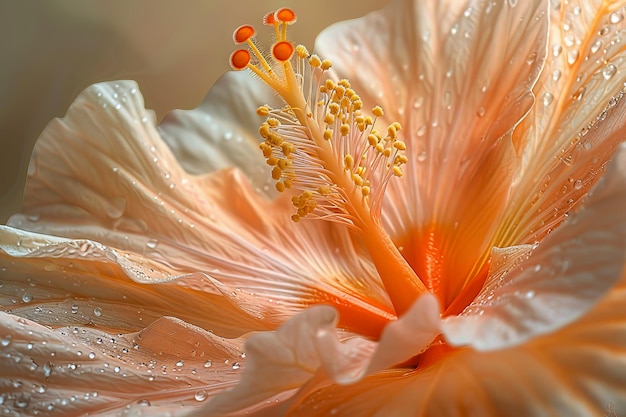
[442,142,626,350]
[203,293,440,415]
[288,269,626,417]
[158,71,281,195]
[501,0,626,245]
[0,313,244,416]
[316,0,550,306]
[10,80,393,335]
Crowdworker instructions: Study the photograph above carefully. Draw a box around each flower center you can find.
[229,9,429,316]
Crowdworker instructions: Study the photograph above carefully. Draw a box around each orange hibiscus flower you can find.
[2,0,626,416]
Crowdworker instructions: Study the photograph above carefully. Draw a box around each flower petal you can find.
[0,312,244,416]
[441,142,626,350]
[158,71,280,194]
[288,266,626,417]
[0,226,262,337]
[203,293,440,415]
[316,0,550,306]
[501,1,626,245]
[11,80,394,335]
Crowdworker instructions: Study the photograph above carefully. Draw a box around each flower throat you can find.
[229,8,428,316]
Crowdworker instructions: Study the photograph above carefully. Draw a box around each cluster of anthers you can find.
[229,8,408,227]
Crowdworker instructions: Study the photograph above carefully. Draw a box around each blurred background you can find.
[0,0,387,222]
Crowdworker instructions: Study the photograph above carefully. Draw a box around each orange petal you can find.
[11,80,394,335]
[288,267,626,416]
[501,1,626,245]
[442,143,626,350]
[204,293,440,415]
[0,226,263,337]
[316,0,550,306]
[0,313,245,415]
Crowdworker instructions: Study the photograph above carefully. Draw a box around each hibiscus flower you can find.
[2,0,626,416]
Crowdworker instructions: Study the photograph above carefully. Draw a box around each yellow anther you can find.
[291,214,300,222]
[356,166,365,176]
[365,116,373,125]
[325,79,335,90]
[302,190,313,199]
[271,166,282,180]
[276,181,286,192]
[309,54,322,67]
[277,158,290,170]
[383,148,392,157]
[340,124,350,136]
[296,44,309,58]
[388,125,398,138]
[280,142,295,156]
[362,186,371,196]
[267,156,279,166]
[318,185,332,195]
[375,143,385,153]
[344,154,355,170]
[372,106,384,117]
[392,121,402,131]
[355,116,365,124]
[324,113,335,125]
[328,103,340,115]
[334,85,346,98]
[257,106,270,117]
[321,59,332,70]
[393,140,407,150]
[368,134,379,147]
[393,166,403,177]
[352,173,364,186]
[260,143,273,158]
[323,129,333,140]
[338,79,351,88]
[267,118,280,127]
[284,179,293,189]
[259,123,271,137]
[395,154,409,165]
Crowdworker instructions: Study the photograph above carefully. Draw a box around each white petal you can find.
[203,294,440,415]
[0,313,244,416]
[158,71,281,193]
[442,143,626,350]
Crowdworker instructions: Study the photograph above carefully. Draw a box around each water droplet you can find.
[567,49,579,65]
[21,292,33,303]
[106,197,126,219]
[564,35,575,47]
[476,106,486,117]
[602,63,617,80]
[88,352,96,360]
[573,180,583,190]
[194,390,208,402]
[416,126,426,137]
[611,11,624,24]
[137,399,151,407]
[552,44,563,57]
[417,151,427,162]
[525,290,535,299]
[93,307,103,317]
[542,92,553,106]
[71,304,79,314]
[232,362,241,370]
[590,39,603,54]
[599,26,610,36]
[175,360,184,367]
[203,360,212,368]
[146,239,158,249]
[1,335,12,347]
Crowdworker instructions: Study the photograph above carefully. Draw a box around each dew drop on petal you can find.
[542,92,553,106]
[573,180,583,190]
[194,390,208,402]
[146,239,158,249]
[203,360,212,368]
[175,360,184,367]
[0,335,12,347]
[137,399,151,407]
[21,292,33,303]
[93,307,103,317]
[603,63,617,80]
[611,11,624,24]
